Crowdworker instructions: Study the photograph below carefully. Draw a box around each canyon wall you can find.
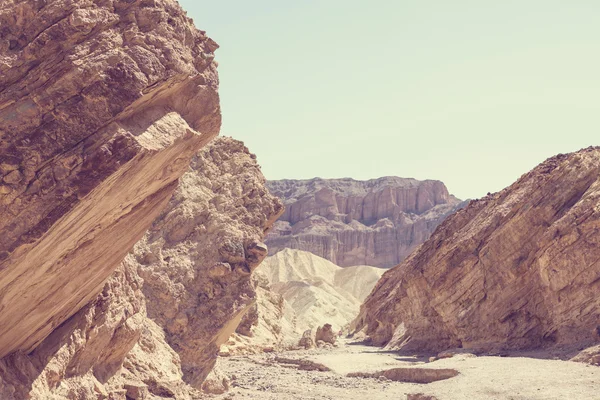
[354,147,600,354]
[0,137,283,399]
[0,0,220,358]
[0,1,284,397]
[266,177,464,267]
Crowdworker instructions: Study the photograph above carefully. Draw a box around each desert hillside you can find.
[226,249,384,352]
[266,178,465,267]
[354,147,600,355]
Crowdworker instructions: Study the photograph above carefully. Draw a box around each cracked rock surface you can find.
[355,147,600,354]
[0,0,220,358]
[0,136,283,399]
[266,177,464,268]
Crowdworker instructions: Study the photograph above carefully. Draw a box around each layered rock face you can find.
[266,177,463,267]
[0,0,220,358]
[354,147,600,353]
[0,137,283,398]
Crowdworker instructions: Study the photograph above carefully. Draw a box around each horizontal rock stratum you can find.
[0,0,220,358]
[266,177,464,267]
[354,147,600,353]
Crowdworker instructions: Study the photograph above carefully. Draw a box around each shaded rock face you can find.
[0,0,220,358]
[266,177,463,268]
[134,137,283,386]
[0,137,283,398]
[355,147,600,353]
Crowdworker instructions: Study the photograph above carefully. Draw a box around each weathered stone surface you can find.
[0,0,220,358]
[298,329,315,349]
[133,136,283,386]
[355,147,600,353]
[315,324,336,345]
[266,177,464,267]
[0,137,282,398]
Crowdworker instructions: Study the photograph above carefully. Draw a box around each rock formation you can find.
[225,249,384,353]
[0,0,220,359]
[354,147,600,354]
[0,2,285,395]
[266,177,464,268]
[133,137,282,387]
[315,324,336,345]
[298,330,315,349]
[0,136,283,398]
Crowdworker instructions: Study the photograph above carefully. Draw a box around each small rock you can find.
[315,323,336,345]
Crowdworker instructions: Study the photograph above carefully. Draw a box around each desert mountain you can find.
[227,249,384,351]
[266,177,465,268]
[354,147,600,354]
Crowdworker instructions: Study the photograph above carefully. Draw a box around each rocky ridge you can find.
[354,147,600,355]
[0,0,220,358]
[0,0,285,396]
[266,177,464,268]
[0,136,283,399]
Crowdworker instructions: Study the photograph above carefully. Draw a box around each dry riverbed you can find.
[212,340,600,400]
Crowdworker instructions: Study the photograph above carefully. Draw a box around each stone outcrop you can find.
[0,0,220,359]
[0,137,283,398]
[315,324,336,345]
[133,137,283,386]
[266,177,464,267]
[298,330,315,349]
[225,249,384,354]
[354,147,600,354]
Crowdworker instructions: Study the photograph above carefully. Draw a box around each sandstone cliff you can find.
[266,177,464,268]
[0,0,220,359]
[0,137,283,399]
[354,147,600,354]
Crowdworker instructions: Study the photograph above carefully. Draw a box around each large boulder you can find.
[315,324,336,345]
[354,147,600,354]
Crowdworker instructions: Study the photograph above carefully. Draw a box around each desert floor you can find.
[213,340,600,400]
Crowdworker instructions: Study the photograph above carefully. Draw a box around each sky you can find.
[179,0,599,200]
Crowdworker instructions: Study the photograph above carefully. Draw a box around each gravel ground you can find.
[211,340,600,400]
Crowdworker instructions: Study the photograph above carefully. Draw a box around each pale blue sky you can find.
[179,0,599,199]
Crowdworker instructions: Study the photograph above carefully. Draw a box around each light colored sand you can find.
[215,340,600,400]
[257,249,384,334]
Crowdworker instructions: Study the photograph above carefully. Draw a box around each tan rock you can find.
[315,324,336,345]
[298,330,315,349]
[355,147,600,354]
[0,0,220,359]
[266,178,464,268]
[0,136,282,398]
[134,137,283,386]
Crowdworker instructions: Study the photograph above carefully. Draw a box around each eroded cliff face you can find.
[354,147,600,354]
[0,0,220,358]
[0,137,283,399]
[266,177,463,268]
[133,137,283,387]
